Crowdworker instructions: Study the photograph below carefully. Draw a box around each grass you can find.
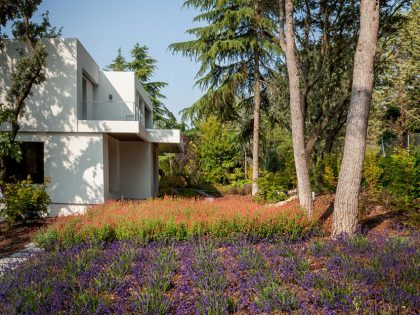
[34,196,315,248]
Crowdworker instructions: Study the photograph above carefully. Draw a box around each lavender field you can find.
[1,233,419,314]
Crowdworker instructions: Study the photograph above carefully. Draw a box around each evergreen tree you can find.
[197,116,241,184]
[106,44,178,128]
[169,0,278,195]
[106,48,127,71]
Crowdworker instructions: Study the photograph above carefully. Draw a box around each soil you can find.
[0,218,54,259]
[270,193,415,237]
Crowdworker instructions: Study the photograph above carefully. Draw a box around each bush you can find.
[362,149,419,221]
[159,175,188,190]
[215,180,252,196]
[0,177,50,224]
[254,172,288,204]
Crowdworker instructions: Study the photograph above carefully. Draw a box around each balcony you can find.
[78,101,151,138]
[81,101,145,125]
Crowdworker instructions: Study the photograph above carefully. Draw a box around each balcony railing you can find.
[81,101,145,125]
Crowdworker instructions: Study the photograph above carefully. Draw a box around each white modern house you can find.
[0,38,182,216]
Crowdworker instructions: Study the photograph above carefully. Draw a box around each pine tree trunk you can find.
[282,0,313,216]
[332,0,380,237]
[252,48,261,196]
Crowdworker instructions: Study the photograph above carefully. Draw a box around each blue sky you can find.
[36,0,202,121]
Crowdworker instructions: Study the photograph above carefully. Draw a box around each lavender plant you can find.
[0,233,418,314]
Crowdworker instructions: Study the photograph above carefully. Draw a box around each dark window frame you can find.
[4,142,45,184]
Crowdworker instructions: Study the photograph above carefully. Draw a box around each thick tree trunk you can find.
[332,0,380,237]
[281,0,313,216]
[252,49,261,196]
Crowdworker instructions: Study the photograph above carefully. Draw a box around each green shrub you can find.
[362,149,419,220]
[254,172,288,204]
[215,180,252,196]
[0,176,50,224]
[159,175,188,190]
[379,149,419,207]
[315,153,342,192]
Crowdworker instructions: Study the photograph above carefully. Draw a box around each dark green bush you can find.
[159,175,188,190]
[254,172,288,204]
[0,176,50,224]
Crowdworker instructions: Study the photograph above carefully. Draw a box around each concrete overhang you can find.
[147,129,184,153]
[77,120,148,140]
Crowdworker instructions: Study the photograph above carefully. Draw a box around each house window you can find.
[5,142,44,184]
[82,77,87,119]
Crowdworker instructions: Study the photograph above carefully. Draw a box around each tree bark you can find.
[252,46,261,196]
[332,0,380,237]
[279,0,313,216]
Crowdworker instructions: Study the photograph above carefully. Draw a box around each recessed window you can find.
[5,142,44,184]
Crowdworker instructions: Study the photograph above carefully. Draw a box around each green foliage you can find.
[170,0,278,124]
[254,172,288,204]
[372,2,420,143]
[0,176,50,223]
[159,175,188,190]
[0,2,59,180]
[106,48,126,71]
[266,149,281,173]
[362,149,419,220]
[196,116,241,184]
[315,152,342,192]
[0,133,22,162]
[34,203,314,248]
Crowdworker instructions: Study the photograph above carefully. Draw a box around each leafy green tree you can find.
[170,0,278,195]
[0,0,60,183]
[196,116,241,184]
[372,1,420,146]
[106,43,178,128]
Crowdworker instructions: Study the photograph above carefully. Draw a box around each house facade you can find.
[0,38,182,216]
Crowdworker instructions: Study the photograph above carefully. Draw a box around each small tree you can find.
[0,0,60,184]
[196,116,241,184]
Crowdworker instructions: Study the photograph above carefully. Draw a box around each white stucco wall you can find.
[15,132,105,209]
[0,39,79,132]
[119,141,154,199]
[93,72,136,120]
[1,38,179,215]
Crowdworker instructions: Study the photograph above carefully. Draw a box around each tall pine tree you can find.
[169,0,278,195]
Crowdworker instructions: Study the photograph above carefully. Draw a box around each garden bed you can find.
[0,218,52,259]
[0,234,418,314]
[34,196,317,248]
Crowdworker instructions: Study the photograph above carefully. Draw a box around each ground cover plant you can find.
[34,196,314,248]
[1,233,419,314]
